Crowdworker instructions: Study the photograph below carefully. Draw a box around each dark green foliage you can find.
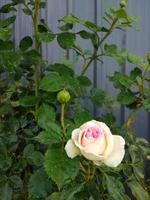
[44,146,80,189]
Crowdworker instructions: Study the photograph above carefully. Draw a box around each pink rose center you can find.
[81,126,101,146]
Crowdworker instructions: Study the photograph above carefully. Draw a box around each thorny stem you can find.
[60,104,66,138]
[99,17,118,45]
[80,17,118,76]
[32,0,40,120]
[123,106,141,129]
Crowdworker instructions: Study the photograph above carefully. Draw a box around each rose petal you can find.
[81,150,104,161]
[96,122,114,157]
[104,135,125,167]
[65,139,80,159]
[83,133,106,155]
[72,129,85,150]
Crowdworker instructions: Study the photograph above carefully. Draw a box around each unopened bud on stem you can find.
[57,89,71,104]
[120,0,128,8]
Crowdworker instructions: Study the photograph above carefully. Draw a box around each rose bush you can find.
[65,120,125,167]
[0,0,150,199]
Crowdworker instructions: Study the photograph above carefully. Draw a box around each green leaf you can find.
[127,52,147,68]
[9,175,23,189]
[74,110,92,126]
[0,4,16,13]
[109,72,133,89]
[77,30,94,40]
[23,145,44,167]
[39,2,46,8]
[0,40,13,50]
[127,179,150,200]
[77,76,92,87]
[58,23,73,31]
[28,168,52,198]
[19,36,33,51]
[143,98,150,112]
[130,67,142,80]
[22,8,32,16]
[104,173,130,200]
[44,146,79,189]
[81,20,101,32]
[28,151,44,166]
[0,16,16,28]
[104,44,117,55]
[59,15,101,32]
[0,183,13,200]
[60,183,84,200]
[48,192,60,200]
[23,144,34,157]
[24,49,41,64]
[0,51,21,70]
[117,90,136,105]
[90,88,106,107]
[58,15,80,24]
[19,95,38,107]
[49,63,74,76]
[114,9,128,19]
[0,141,12,171]
[128,145,144,180]
[36,32,56,43]
[57,32,76,49]
[39,72,64,92]
[37,103,56,129]
[0,28,12,41]
[35,126,62,145]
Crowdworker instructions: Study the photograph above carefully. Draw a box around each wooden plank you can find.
[125,0,150,139]
[96,0,124,123]
[69,0,96,113]
[45,0,67,63]
[13,4,33,45]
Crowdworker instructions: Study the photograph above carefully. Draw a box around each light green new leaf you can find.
[127,52,147,68]
[0,28,12,41]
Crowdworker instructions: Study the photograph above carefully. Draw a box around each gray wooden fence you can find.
[1,0,150,141]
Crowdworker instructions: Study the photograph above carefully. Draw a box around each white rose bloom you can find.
[65,120,125,167]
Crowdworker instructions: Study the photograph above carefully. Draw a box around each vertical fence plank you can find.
[45,0,67,63]
[125,0,150,139]
[69,0,96,113]
[96,0,124,124]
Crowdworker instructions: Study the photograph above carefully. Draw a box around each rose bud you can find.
[57,89,71,104]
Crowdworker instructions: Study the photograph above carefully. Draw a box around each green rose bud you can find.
[147,52,150,64]
[120,0,128,8]
[57,89,71,104]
